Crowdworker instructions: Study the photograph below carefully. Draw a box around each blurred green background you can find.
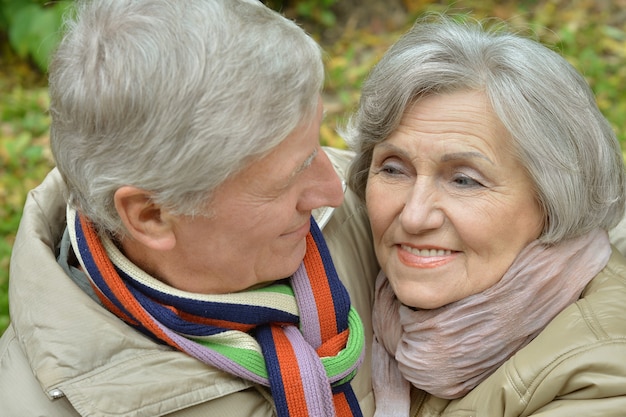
[1,0,625,335]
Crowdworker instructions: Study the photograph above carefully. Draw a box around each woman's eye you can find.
[378,161,405,176]
[452,174,483,188]
[381,165,400,175]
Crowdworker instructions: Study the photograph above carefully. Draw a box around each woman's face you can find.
[366,90,544,309]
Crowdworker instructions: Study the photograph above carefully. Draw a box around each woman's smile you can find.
[397,244,456,269]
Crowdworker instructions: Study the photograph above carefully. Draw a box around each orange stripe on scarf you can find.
[303,233,338,341]
[317,329,349,357]
[168,306,256,333]
[270,325,309,417]
[79,215,181,349]
[334,392,353,416]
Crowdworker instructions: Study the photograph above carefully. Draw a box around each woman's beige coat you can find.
[409,247,626,416]
[0,148,379,417]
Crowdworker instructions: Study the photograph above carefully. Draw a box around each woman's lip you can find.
[397,244,457,268]
[399,244,453,256]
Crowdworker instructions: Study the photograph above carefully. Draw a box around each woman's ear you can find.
[113,186,176,251]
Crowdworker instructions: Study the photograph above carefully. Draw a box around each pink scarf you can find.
[372,228,611,416]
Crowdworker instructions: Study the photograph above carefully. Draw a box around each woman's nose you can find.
[399,180,445,234]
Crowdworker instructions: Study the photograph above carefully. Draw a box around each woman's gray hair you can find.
[345,14,626,244]
[49,0,323,235]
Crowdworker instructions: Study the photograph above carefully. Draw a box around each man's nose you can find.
[298,150,344,211]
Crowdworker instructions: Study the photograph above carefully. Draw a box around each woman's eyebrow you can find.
[441,151,494,165]
[373,142,410,158]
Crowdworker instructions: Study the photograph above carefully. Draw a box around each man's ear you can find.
[113,186,176,251]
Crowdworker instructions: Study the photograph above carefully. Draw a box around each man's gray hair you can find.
[49,0,324,235]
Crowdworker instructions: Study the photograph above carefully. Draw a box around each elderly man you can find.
[0,1,377,416]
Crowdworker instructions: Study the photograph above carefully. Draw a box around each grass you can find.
[0,81,55,333]
[1,0,626,336]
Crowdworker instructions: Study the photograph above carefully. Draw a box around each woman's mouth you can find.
[397,244,456,268]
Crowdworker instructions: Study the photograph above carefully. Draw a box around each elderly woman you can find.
[345,15,626,416]
[0,1,379,416]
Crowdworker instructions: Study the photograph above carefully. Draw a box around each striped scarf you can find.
[67,207,365,417]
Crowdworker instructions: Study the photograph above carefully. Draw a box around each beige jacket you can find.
[410,248,626,417]
[0,148,379,417]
